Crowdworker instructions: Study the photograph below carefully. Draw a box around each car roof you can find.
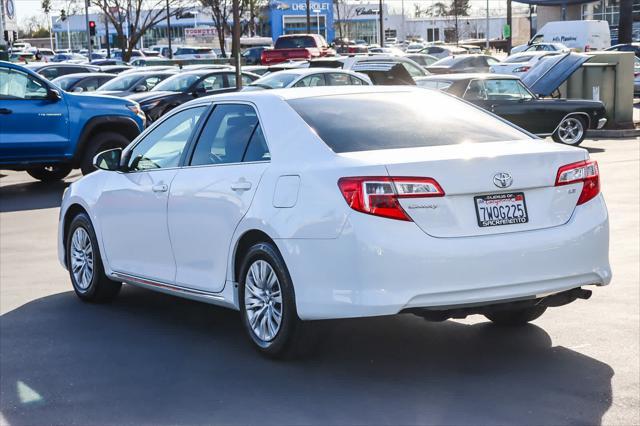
[198,85,419,104]
[54,72,115,79]
[264,67,359,76]
[420,73,520,81]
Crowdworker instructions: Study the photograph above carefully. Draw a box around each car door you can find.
[0,66,70,161]
[481,79,539,131]
[97,106,208,283]
[168,103,270,293]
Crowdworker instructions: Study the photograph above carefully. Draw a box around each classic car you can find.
[416,53,607,146]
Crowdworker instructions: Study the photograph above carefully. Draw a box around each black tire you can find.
[26,165,72,182]
[65,212,122,303]
[238,242,303,358]
[80,132,130,175]
[484,305,547,326]
[552,115,587,146]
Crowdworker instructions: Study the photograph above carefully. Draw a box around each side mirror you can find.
[48,88,62,101]
[72,87,84,93]
[134,85,147,92]
[93,148,122,171]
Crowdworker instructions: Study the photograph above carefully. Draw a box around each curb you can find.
[587,129,640,139]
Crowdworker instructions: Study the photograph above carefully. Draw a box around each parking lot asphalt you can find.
[0,138,638,426]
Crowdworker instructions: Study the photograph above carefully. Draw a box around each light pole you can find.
[232,0,241,89]
[485,0,489,50]
[165,0,172,58]
[314,9,320,36]
[84,0,92,58]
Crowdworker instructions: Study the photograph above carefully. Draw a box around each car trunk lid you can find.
[339,140,587,238]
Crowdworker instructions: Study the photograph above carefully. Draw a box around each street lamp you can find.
[314,8,321,36]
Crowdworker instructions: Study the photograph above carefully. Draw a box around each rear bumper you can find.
[276,194,610,320]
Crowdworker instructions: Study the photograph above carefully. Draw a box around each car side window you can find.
[401,62,424,78]
[463,80,487,100]
[197,74,224,91]
[80,77,101,91]
[40,67,60,80]
[0,68,48,100]
[143,76,162,90]
[128,106,207,171]
[327,73,352,86]
[349,75,366,85]
[294,74,326,87]
[190,104,267,166]
[483,79,525,100]
[227,73,256,87]
[243,124,270,162]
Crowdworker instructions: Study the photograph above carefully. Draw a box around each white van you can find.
[512,20,611,53]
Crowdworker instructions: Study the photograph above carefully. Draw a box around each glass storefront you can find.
[582,0,640,41]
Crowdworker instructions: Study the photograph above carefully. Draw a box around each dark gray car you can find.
[95,70,178,97]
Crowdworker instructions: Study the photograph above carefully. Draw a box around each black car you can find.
[426,54,500,74]
[417,73,606,146]
[605,43,640,58]
[242,47,268,65]
[24,63,100,80]
[95,70,178,97]
[51,72,117,93]
[127,69,260,122]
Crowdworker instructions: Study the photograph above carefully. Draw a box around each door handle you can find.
[0,108,12,115]
[231,180,252,191]
[152,184,168,193]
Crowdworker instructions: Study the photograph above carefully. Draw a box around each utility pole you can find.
[619,0,633,44]
[84,0,92,58]
[166,0,172,58]
[454,0,458,46]
[485,0,489,50]
[506,0,512,53]
[233,0,241,90]
[306,0,310,33]
[104,14,110,57]
[379,0,383,47]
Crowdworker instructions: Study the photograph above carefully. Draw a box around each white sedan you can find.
[58,86,611,357]
[490,51,561,77]
[244,68,372,90]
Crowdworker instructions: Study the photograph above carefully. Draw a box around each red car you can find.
[261,34,335,65]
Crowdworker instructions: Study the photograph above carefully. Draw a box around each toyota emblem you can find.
[493,172,513,188]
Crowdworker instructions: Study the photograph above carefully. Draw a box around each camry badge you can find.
[493,172,513,188]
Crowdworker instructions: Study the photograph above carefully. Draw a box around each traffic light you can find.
[60,9,66,21]
[12,31,17,41]
[3,31,8,42]
[89,20,96,36]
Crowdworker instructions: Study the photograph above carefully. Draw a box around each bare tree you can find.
[333,0,358,41]
[201,0,253,58]
[91,0,187,61]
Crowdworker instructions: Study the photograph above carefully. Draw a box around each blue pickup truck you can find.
[0,61,145,181]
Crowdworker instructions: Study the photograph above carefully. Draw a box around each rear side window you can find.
[287,92,529,153]
[275,36,316,49]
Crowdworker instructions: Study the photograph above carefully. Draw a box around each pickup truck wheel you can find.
[80,132,130,175]
[27,165,72,182]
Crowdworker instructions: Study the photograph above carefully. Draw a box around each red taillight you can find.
[260,51,267,64]
[338,177,445,221]
[555,160,600,205]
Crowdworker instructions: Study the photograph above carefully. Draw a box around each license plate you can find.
[474,192,529,227]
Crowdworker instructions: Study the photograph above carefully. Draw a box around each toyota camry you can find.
[58,86,611,357]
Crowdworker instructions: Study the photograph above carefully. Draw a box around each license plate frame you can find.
[474,192,529,228]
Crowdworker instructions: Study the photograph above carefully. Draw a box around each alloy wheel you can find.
[557,117,584,145]
[70,227,94,290]
[244,260,283,342]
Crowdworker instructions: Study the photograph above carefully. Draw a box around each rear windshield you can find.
[275,36,316,49]
[287,92,529,153]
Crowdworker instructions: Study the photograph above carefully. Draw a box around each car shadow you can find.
[0,287,613,426]
[0,174,78,213]
[584,146,606,153]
